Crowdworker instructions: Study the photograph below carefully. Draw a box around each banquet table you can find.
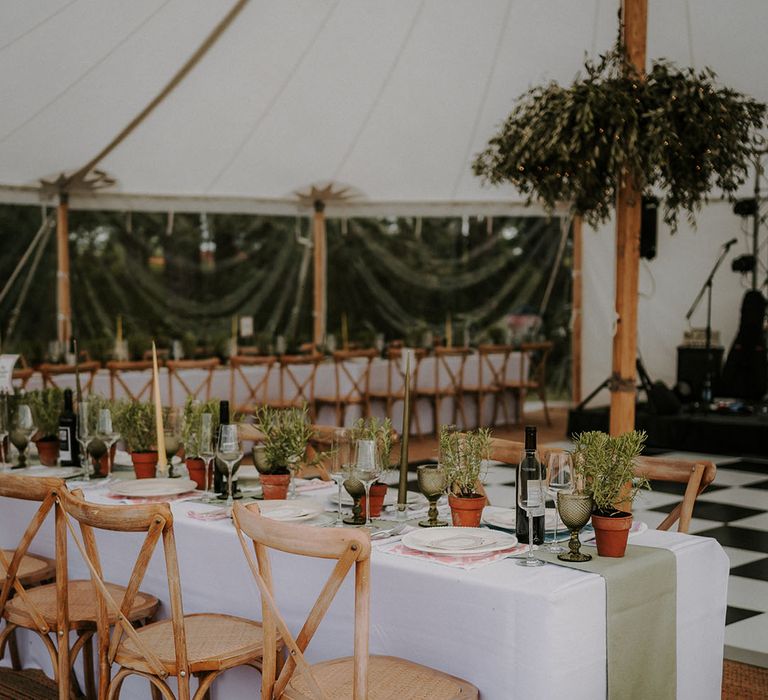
[0,481,728,699]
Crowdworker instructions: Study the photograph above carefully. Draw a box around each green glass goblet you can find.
[417,464,448,528]
[342,477,367,525]
[557,492,593,562]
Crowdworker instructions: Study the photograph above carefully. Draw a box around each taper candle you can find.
[116,315,123,344]
[445,314,452,348]
[152,342,167,472]
[341,312,349,349]
[397,352,411,510]
[73,339,82,406]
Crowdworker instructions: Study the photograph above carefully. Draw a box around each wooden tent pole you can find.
[312,200,327,349]
[571,216,583,405]
[56,193,72,348]
[609,0,647,436]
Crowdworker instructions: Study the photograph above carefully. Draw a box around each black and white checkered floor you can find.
[404,450,768,668]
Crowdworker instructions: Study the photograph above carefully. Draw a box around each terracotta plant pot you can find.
[35,437,59,467]
[131,451,158,479]
[261,473,290,500]
[360,482,388,519]
[591,512,633,558]
[186,458,206,491]
[448,493,487,527]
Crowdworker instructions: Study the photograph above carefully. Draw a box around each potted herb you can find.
[348,417,395,517]
[26,388,63,466]
[441,426,491,527]
[253,405,315,499]
[572,430,649,557]
[181,398,220,489]
[113,400,157,479]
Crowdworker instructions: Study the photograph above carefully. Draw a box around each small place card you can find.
[0,354,19,392]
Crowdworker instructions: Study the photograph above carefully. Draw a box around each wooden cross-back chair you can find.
[39,361,101,395]
[367,348,427,436]
[500,342,553,426]
[166,358,220,407]
[634,455,717,533]
[56,488,266,700]
[416,347,472,434]
[106,360,155,402]
[465,345,515,427]
[0,474,59,678]
[12,367,35,391]
[232,502,478,700]
[230,355,277,415]
[267,355,321,419]
[314,349,378,426]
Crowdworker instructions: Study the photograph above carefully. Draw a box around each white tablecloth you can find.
[0,486,728,699]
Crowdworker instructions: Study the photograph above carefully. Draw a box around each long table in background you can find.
[0,483,728,699]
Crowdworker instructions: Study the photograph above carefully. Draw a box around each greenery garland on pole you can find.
[473,44,766,230]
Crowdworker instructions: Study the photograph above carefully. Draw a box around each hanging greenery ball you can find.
[473,46,766,230]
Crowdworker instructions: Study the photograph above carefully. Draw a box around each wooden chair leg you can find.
[83,634,96,700]
[540,387,552,426]
[8,627,21,670]
[150,683,163,700]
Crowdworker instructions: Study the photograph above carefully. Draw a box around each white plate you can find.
[401,526,518,556]
[109,478,198,498]
[482,506,564,532]
[257,498,324,522]
[8,466,83,479]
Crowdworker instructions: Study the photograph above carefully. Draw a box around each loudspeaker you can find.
[676,346,725,402]
[640,196,658,260]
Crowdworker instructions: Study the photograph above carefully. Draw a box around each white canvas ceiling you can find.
[1,0,766,216]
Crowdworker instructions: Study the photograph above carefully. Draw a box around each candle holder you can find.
[557,492,593,562]
[417,464,448,528]
[342,477,366,525]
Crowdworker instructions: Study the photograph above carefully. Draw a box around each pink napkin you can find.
[186,507,229,521]
[295,478,335,493]
[378,542,527,570]
[106,491,198,504]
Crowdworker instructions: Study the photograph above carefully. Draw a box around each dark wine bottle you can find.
[58,389,79,467]
[214,401,228,495]
[516,426,545,545]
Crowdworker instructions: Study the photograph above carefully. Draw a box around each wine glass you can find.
[13,403,37,467]
[517,447,546,567]
[329,429,352,526]
[546,453,574,553]
[96,408,120,478]
[352,439,383,527]
[0,393,9,471]
[76,400,95,480]
[198,413,216,502]
[417,464,448,528]
[216,424,242,507]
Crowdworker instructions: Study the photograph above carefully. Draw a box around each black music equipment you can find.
[676,346,724,403]
[720,290,767,400]
[640,196,658,260]
[732,254,757,273]
[733,198,758,217]
[637,359,681,415]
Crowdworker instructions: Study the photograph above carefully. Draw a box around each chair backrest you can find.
[276,355,321,407]
[11,367,35,390]
[233,502,371,700]
[633,455,716,532]
[56,488,191,696]
[477,345,513,390]
[432,347,471,393]
[39,361,101,394]
[519,341,553,386]
[0,474,64,636]
[230,355,277,414]
[106,360,155,402]
[166,357,220,406]
[330,349,378,404]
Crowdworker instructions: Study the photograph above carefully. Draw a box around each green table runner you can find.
[538,544,677,700]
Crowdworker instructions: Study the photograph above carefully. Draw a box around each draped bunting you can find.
[0,205,572,394]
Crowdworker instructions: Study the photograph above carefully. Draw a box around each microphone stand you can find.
[685,240,736,407]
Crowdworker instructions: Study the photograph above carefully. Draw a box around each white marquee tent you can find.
[1,0,766,405]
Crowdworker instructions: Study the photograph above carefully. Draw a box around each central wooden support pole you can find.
[571,216,583,405]
[609,0,647,436]
[312,200,327,349]
[56,193,72,348]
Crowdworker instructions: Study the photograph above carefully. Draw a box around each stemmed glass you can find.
[417,464,448,528]
[76,400,95,480]
[0,393,9,471]
[517,446,546,567]
[163,407,182,478]
[13,404,37,467]
[96,408,119,478]
[329,429,352,527]
[216,424,242,507]
[198,413,216,502]
[546,453,574,553]
[353,439,383,527]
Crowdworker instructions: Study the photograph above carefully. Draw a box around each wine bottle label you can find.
[59,427,72,461]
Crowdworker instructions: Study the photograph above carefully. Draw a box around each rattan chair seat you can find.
[4,580,159,630]
[0,550,55,588]
[283,655,478,699]
[115,613,266,675]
